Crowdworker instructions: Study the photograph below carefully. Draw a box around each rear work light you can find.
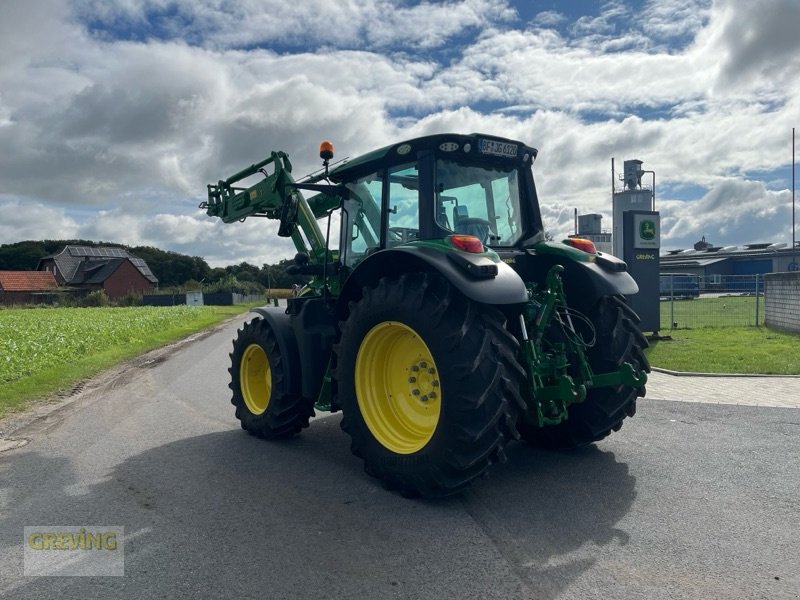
[564,237,597,254]
[448,234,484,253]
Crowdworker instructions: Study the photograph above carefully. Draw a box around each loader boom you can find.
[201,151,327,260]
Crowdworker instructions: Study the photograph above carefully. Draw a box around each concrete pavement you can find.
[645,368,800,409]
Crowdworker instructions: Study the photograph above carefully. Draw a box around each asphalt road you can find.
[1,316,798,599]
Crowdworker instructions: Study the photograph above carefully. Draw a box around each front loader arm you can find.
[201,151,326,260]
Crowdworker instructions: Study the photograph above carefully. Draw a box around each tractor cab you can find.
[327,133,545,270]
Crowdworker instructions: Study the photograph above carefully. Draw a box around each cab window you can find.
[435,159,524,246]
[387,163,420,246]
[343,174,382,267]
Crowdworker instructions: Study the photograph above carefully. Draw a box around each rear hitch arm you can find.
[518,265,647,428]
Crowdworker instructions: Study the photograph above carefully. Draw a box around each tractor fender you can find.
[336,246,528,320]
[566,259,639,297]
[513,251,639,308]
[249,306,302,396]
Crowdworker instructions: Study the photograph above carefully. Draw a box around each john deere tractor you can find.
[202,133,649,497]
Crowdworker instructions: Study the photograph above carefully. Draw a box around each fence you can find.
[142,292,265,306]
[764,272,800,333]
[659,274,764,330]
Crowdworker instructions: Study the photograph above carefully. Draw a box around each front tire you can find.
[229,318,314,439]
[334,273,524,497]
[521,295,650,449]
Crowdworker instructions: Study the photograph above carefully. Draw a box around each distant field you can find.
[0,305,250,417]
[266,288,295,299]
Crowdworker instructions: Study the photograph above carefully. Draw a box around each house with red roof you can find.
[37,245,158,300]
[0,271,59,305]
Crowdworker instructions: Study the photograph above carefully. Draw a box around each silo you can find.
[612,159,653,258]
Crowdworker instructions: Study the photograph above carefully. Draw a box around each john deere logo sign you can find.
[633,214,659,249]
[639,219,656,241]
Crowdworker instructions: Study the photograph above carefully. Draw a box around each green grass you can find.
[645,326,800,375]
[0,305,251,418]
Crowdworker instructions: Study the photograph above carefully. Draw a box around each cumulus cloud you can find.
[710,0,800,89]
[640,0,711,43]
[532,10,566,28]
[73,0,517,50]
[569,0,629,37]
[0,198,81,242]
[658,179,794,250]
[0,0,798,266]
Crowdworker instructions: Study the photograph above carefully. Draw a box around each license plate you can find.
[478,139,518,158]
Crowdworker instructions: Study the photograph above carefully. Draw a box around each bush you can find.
[79,290,111,307]
[118,291,143,306]
[204,274,264,296]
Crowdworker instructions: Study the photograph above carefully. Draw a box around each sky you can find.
[0,0,798,267]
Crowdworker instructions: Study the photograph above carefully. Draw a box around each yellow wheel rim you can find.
[240,343,271,415]
[355,321,442,454]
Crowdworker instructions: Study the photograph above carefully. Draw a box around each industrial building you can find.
[659,241,800,279]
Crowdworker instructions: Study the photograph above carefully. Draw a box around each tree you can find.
[131,246,212,287]
[0,241,48,270]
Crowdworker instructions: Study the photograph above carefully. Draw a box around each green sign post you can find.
[623,211,660,333]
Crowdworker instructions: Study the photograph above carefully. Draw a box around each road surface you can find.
[1,316,798,599]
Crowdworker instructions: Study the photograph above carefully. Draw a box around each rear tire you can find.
[520,295,649,449]
[334,273,524,497]
[229,318,314,439]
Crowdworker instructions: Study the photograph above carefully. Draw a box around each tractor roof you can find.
[328,132,537,182]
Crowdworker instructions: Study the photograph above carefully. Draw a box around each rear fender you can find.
[336,246,528,320]
[510,251,638,310]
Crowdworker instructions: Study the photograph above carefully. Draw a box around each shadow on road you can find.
[1,415,635,599]
[460,442,636,598]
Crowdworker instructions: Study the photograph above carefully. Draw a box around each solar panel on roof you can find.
[69,246,129,258]
[60,246,157,283]
[127,257,155,278]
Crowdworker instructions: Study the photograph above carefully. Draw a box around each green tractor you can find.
[202,133,649,497]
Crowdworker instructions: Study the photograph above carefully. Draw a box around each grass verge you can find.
[645,326,800,375]
[0,304,253,419]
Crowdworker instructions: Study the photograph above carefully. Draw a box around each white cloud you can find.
[532,10,566,27]
[569,0,629,37]
[640,0,711,43]
[0,198,80,241]
[0,0,798,268]
[658,179,794,250]
[707,0,800,89]
[72,0,517,50]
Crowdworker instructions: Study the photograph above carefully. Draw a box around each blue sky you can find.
[0,0,798,266]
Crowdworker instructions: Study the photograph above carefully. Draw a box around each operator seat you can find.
[453,205,490,244]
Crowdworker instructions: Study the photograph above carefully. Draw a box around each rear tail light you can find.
[448,234,484,253]
[564,237,597,254]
